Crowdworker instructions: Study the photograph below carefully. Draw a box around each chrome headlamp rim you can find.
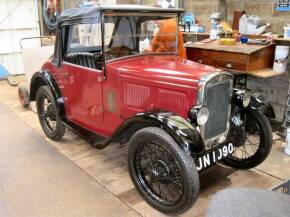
[189,106,209,126]
[197,106,209,126]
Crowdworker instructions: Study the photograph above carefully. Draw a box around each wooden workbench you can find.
[186,40,275,74]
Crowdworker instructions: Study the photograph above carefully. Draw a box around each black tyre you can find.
[127,127,199,215]
[18,86,30,108]
[223,108,272,169]
[36,86,65,141]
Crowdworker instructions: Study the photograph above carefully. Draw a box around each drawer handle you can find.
[226,63,232,68]
[197,60,203,64]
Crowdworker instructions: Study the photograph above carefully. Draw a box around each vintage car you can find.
[27,5,272,214]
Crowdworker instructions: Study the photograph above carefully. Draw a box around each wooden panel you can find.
[232,10,245,30]
[248,44,275,71]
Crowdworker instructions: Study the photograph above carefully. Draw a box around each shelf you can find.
[247,68,287,78]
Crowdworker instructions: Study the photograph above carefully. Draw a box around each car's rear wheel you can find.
[18,86,30,108]
[223,108,272,169]
[36,86,65,141]
[127,127,199,215]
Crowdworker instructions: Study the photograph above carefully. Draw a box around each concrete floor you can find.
[0,103,139,217]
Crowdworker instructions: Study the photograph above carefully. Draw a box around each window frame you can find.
[57,21,105,73]
[54,12,180,80]
[103,12,179,64]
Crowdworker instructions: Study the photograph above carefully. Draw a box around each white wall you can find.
[0,0,40,75]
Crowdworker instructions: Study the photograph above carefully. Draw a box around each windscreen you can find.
[104,14,178,61]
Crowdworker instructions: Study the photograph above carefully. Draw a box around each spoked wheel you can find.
[36,86,65,141]
[128,127,199,215]
[40,97,57,131]
[136,142,184,205]
[223,108,272,169]
[42,0,61,31]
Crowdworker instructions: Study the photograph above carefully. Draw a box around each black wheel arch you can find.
[30,70,66,120]
[232,89,275,119]
[97,111,205,156]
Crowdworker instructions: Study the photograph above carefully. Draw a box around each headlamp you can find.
[189,106,209,126]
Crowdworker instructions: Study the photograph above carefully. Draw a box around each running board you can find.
[64,121,106,146]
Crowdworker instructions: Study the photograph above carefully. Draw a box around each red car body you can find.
[43,55,216,137]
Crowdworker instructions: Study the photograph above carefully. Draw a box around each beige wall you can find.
[184,0,220,32]
[227,0,290,34]
[184,0,290,34]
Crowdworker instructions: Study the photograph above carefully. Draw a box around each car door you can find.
[59,23,104,131]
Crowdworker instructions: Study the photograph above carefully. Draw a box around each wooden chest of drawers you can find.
[186,41,275,73]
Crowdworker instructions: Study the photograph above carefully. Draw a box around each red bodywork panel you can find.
[43,55,216,137]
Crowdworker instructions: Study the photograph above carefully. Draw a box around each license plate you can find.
[195,143,234,171]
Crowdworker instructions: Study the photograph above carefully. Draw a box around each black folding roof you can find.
[58,4,184,24]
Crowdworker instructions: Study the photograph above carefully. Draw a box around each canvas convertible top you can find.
[58,4,184,25]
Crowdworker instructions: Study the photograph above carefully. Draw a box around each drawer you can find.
[187,48,248,72]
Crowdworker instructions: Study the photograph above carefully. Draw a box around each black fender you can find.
[96,110,205,157]
[249,93,275,118]
[232,89,275,118]
[29,70,66,120]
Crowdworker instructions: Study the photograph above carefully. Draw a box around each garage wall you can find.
[184,0,220,32]
[226,0,290,34]
[184,0,290,34]
[59,0,290,35]
[0,0,40,75]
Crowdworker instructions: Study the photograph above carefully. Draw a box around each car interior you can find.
[63,45,133,70]
[62,15,174,70]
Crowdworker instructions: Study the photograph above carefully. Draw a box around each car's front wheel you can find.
[223,108,272,169]
[127,127,199,215]
[36,86,65,141]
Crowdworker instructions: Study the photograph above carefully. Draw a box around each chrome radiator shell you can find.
[196,71,233,144]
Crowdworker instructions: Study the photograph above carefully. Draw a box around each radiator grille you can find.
[203,82,231,140]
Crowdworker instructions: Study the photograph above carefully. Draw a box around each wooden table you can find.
[185,40,284,89]
[186,40,275,73]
